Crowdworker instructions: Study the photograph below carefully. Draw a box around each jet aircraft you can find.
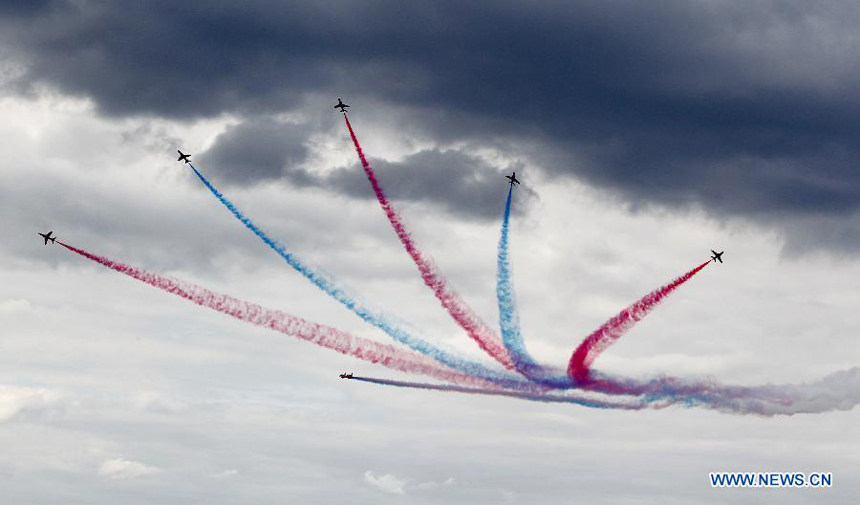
[334,97,350,113]
[505,172,520,186]
[38,231,57,245]
[711,250,724,263]
[177,150,191,164]
[339,373,354,379]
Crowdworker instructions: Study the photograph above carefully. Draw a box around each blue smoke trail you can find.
[496,186,573,388]
[497,186,537,369]
[188,164,533,388]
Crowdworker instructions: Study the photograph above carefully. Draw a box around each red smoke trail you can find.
[343,114,516,370]
[59,242,494,388]
[568,260,711,383]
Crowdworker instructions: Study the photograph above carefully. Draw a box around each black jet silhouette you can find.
[177,150,191,164]
[334,97,349,113]
[38,231,57,245]
[339,373,354,379]
[505,171,520,187]
[711,250,724,263]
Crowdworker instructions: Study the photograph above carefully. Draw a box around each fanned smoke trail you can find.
[568,261,711,382]
[186,164,530,388]
[343,114,516,371]
[58,243,860,416]
[58,241,496,387]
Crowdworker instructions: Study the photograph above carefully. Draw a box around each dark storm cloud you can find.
[4,0,860,250]
[0,0,60,17]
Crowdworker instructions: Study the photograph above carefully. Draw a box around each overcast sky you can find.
[1,1,859,503]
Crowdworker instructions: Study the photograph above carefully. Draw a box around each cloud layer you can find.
[3,1,860,250]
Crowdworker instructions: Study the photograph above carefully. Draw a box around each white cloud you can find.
[212,469,239,479]
[0,298,32,314]
[98,458,160,480]
[130,391,186,414]
[415,476,455,491]
[0,385,61,423]
[364,471,406,495]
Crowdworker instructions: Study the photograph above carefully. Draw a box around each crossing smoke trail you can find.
[58,245,860,415]
[183,163,747,396]
[58,241,498,387]
[349,375,645,410]
[343,114,516,371]
[186,164,532,389]
[352,368,860,416]
[568,260,711,383]
[493,186,706,390]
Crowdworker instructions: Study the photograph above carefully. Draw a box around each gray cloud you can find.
[318,150,537,221]
[197,117,536,219]
[196,119,311,185]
